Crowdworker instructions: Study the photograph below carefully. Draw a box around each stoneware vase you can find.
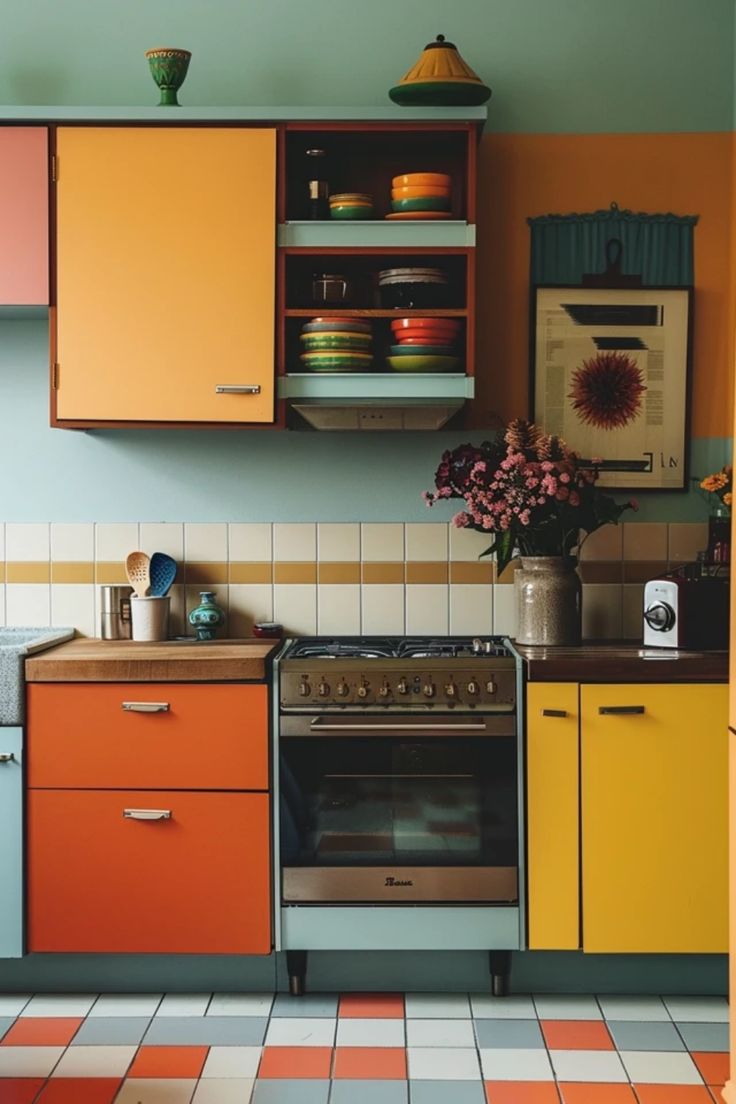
[145,47,191,106]
[514,556,582,646]
[188,590,225,641]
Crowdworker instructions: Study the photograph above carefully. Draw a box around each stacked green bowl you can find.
[299,316,373,372]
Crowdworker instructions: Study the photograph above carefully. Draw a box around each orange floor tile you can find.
[541,1019,614,1050]
[338,993,405,1018]
[333,1046,407,1079]
[257,1046,333,1079]
[126,1044,208,1079]
[34,1080,121,1103]
[0,1019,82,1047]
[0,1081,46,1104]
[692,1052,730,1085]
[557,1085,637,1103]
[485,1082,562,1103]
[633,1087,715,1103]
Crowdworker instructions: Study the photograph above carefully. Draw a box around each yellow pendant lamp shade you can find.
[389,34,492,106]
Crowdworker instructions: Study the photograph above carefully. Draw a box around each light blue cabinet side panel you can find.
[0,728,23,958]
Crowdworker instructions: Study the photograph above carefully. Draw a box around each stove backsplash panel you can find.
[0,520,708,640]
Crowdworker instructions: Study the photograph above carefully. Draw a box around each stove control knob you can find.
[397,677,409,695]
[299,678,311,697]
[444,681,457,698]
[357,679,369,699]
[423,681,436,699]
[318,680,330,697]
[486,680,496,695]
[467,679,480,696]
[337,680,350,697]
[378,681,391,698]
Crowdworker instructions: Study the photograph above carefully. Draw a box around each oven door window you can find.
[280,735,517,868]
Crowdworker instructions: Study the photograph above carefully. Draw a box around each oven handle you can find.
[308,720,489,733]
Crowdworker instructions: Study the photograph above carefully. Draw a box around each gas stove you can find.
[279,635,517,712]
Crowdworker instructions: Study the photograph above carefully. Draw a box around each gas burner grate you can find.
[285,636,511,661]
[285,637,399,660]
[398,637,510,659]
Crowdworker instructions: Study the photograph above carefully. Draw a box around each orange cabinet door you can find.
[55,127,276,424]
[27,682,268,791]
[0,128,48,304]
[29,789,271,953]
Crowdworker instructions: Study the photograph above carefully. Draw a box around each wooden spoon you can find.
[126,551,151,598]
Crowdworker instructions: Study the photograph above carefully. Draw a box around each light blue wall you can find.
[0,322,724,522]
[0,0,733,132]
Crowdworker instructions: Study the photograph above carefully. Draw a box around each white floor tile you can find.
[663,995,730,1023]
[22,993,97,1017]
[0,1046,64,1076]
[533,994,602,1020]
[549,1049,627,1082]
[201,1046,262,1078]
[336,1018,406,1047]
[406,1019,475,1047]
[89,994,163,1018]
[405,994,471,1019]
[407,1047,481,1080]
[597,995,670,1021]
[156,993,212,1017]
[51,1044,137,1077]
[114,1079,197,1103]
[207,993,274,1017]
[0,994,31,1016]
[619,1049,704,1084]
[471,995,537,1019]
[479,1047,554,1081]
[264,1017,336,1046]
[193,1080,255,1103]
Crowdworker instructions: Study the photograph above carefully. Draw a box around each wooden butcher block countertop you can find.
[515,642,729,682]
[25,638,281,682]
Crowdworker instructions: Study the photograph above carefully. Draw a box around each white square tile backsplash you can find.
[6,523,50,561]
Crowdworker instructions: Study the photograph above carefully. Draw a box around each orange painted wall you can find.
[472,132,734,439]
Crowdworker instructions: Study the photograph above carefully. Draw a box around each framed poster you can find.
[531,286,692,491]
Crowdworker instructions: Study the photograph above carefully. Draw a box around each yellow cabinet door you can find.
[55,127,276,424]
[526,682,580,950]
[581,683,728,953]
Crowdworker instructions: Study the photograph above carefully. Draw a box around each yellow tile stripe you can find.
[274,562,318,584]
[362,562,405,585]
[6,562,51,583]
[318,563,361,584]
[185,562,229,585]
[450,561,495,584]
[229,562,272,584]
[405,562,449,585]
[51,562,95,584]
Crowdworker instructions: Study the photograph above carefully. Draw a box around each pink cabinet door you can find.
[0,128,49,304]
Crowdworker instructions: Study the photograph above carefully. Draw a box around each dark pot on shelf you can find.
[379,280,449,309]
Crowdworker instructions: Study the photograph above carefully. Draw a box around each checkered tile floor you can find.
[0,992,729,1102]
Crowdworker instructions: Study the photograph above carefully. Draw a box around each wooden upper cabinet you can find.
[54,127,276,425]
[0,127,49,305]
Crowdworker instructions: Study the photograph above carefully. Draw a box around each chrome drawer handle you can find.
[309,721,487,732]
[542,709,568,718]
[123,808,171,820]
[215,384,261,394]
[599,705,645,715]
[121,701,170,713]
[0,752,16,763]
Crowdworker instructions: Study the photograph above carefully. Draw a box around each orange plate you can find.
[392,172,452,187]
[391,317,461,331]
[391,185,451,199]
[385,211,454,220]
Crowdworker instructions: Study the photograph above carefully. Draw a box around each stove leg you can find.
[287,950,308,997]
[489,950,511,997]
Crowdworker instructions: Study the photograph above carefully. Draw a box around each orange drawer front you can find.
[28,789,271,954]
[27,683,268,790]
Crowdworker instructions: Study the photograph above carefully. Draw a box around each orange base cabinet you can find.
[28,789,271,954]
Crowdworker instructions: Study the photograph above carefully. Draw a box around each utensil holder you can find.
[130,596,170,641]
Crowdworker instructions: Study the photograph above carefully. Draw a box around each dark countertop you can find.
[514,642,729,682]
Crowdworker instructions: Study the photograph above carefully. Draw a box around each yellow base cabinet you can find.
[581,683,728,953]
[54,127,276,425]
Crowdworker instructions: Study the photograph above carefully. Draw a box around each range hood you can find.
[278,373,474,431]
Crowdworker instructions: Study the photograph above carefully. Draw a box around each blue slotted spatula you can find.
[149,552,177,597]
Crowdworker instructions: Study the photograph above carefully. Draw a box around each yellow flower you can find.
[724,492,732,506]
[701,475,727,492]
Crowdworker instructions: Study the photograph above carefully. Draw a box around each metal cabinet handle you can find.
[599,705,645,715]
[215,384,261,394]
[542,709,568,718]
[123,808,172,820]
[121,701,170,713]
[0,752,16,763]
[309,721,488,732]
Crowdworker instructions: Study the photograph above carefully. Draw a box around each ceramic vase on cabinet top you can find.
[188,591,225,641]
[145,48,191,106]
[514,557,582,646]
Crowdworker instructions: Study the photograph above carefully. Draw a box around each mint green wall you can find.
[0,0,733,131]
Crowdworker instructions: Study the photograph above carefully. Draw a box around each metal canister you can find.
[99,585,133,640]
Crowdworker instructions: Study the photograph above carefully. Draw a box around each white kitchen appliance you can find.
[643,571,729,649]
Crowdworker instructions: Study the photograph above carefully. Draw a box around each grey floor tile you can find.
[409,1081,486,1104]
[663,995,729,1023]
[71,1016,151,1045]
[0,1017,14,1041]
[329,1080,408,1104]
[597,995,669,1022]
[470,995,536,1020]
[144,1015,267,1045]
[252,1079,330,1104]
[676,1021,730,1051]
[607,1020,684,1052]
[271,994,339,1018]
[474,1018,544,1049]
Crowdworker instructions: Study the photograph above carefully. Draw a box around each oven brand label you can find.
[384,876,414,887]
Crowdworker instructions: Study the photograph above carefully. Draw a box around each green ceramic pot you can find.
[145,47,192,107]
[391,196,451,212]
[188,590,224,641]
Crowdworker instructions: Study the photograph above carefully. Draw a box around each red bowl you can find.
[397,330,459,343]
[390,317,461,333]
[398,337,457,348]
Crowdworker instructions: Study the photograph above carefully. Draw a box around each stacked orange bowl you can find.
[389,172,452,219]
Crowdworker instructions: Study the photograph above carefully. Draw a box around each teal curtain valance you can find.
[528,203,698,286]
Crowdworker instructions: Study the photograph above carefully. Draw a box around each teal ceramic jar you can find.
[188,591,225,641]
